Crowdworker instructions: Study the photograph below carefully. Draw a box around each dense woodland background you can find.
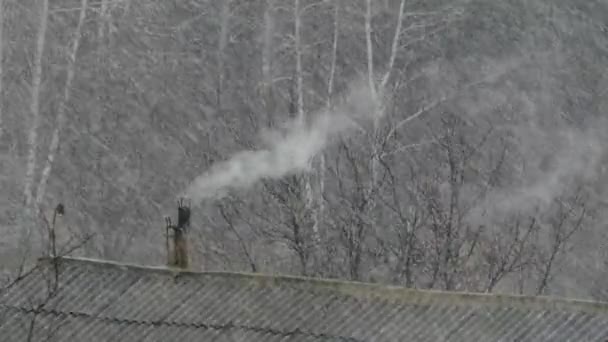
[0,0,607,301]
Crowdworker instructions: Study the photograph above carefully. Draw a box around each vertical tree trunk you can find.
[365,0,376,102]
[98,0,108,41]
[262,0,275,126]
[35,0,88,207]
[0,0,4,142]
[327,3,339,106]
[364,0,380,244]
[315,1,340,245]
[294,0,304,124]
[294,0,319,247]
[23,0,49,208]
[365,0,405,209]
[365,0,381,203]
[216,0,231,110]
[379,0,406,92]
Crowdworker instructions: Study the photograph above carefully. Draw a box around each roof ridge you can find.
[46,256,608,314]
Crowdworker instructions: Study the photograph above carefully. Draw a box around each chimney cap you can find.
[55,203,65,216]
[177,198,191,230]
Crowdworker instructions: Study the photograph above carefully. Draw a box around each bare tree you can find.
[328,138,376,281]
[535,193,587,295]
[1,203,92,341]
[377,157,428,287]
[218,201,258,272]
[263,175,315,276]
[480,216,538,293]
[25,205,91,342]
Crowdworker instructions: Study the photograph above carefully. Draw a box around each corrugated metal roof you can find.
[1,257,607,341]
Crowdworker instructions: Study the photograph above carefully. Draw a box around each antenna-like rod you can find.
[164,216,172,266]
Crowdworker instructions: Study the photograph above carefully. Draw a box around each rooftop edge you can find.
[38,256,608,315]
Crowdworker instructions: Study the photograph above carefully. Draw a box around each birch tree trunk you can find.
[216,0,231,110]
[315,1,340,245]
[365,0,405,203]
[0,0,4,142]
[294,0,319,245]
[262,0,275,126]
[327,3,339,107]
[98,0,108,41]
[364,0,379,232]
[379,0,406,92]
[23,0,49,208]
[294,0,305,124]
[35,0,88,207]
[365,0,376,102]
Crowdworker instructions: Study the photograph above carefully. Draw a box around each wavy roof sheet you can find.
[1,257,607,341]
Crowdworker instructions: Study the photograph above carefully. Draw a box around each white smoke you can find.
[469,117,607,226]
[183,81,377,203]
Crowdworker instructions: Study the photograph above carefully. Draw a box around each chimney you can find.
[165,199,191,269]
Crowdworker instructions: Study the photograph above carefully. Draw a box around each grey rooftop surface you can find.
[1,257,607,341]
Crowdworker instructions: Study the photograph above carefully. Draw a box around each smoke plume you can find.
[183,81,377,203]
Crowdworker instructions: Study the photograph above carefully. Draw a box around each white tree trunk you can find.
[366,0,406,193]
[294,0,305,123]
[262,0,275,124]
[216,0,231,109]
[23,0,49,208]
[36,0,88,207]
[379,0,406,92]
[315,1,340,243]
[364,0,406,245]
[327,3,339,106]
[365,0,377,102]
[365,0,380,203]
[98,0,108,40]
[294,0,319,245]
[262,0,274,86]
[0,0,4,142]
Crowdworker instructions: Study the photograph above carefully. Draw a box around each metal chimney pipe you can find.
[165,198,191,269]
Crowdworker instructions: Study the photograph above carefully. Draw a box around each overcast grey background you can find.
[1,0,607,302]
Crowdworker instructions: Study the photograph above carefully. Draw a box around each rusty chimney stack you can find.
[165,198,191,269]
